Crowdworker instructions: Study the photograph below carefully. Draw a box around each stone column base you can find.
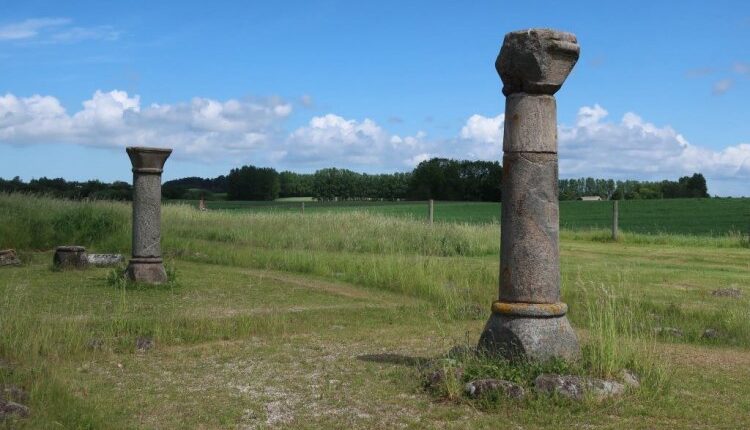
[54,246,88,269]
[478,301,579,362]
[126,257,167,284]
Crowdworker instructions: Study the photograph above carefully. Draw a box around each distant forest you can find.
[1,157,709,202]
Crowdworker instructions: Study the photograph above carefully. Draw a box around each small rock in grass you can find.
[136,336,154,352]
[86,254,124,267]
[0,399,30,419]
[702,328,720,339]
[0,249,21,267]
[653,327,684,337]
[620,369,640,388]
[86,338,105,350]
[464,379,525,400]
[425,367,463,390]
[2,385,29,404]
[534,374,587,400]
[587,378,626,400]
[711,288,742,298]
[534,374,625,401]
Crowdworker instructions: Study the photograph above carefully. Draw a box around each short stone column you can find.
[125,147,172,284]
[479,29,581,361]
[54,246,88,269]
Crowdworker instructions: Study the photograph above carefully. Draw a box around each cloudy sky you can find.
[1,0,749,195]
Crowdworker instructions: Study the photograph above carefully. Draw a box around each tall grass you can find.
[2,193,748,329]
[579,283,643,378]
[0,193,129,251]
[2,193,748,254]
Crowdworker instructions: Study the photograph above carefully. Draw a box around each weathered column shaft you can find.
[500,153,560,303]
[132,172,163,258]
[500,94,559,304]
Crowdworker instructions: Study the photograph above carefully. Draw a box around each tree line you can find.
[206,158,503,201]
[559,173,708,200]
[0,176,132,200]
[2,158,710,202]
[166,158,707,202]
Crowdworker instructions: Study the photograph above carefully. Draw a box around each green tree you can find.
[227,165,280,201]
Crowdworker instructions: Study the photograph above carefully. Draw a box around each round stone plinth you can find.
[491,301,568,317]
[126,257,167,284]
[478,313,579,362]
[54,246,88,269]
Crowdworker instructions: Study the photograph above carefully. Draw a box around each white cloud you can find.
[458,114,505,160]
[1,89,748,195]
[685,67,715,78]
[733,62,750,75]
[299,95,314,107]
[283,114,430,168]
[49,25,120,43]
[0,90,292,160]
[557,105,750,193]
[0,18,70,40]
[712,78,734,95]
[0,18,118,43]
[460,114,504,143]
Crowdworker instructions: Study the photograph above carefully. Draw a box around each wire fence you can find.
[174,198,750,237]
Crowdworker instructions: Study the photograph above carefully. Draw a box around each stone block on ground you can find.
[86,253,124,267]
[620,369,640,388]
[0,400,30,419]
[0,249,21,267]
[464,379,525,399]
[711,287,741,298]
[478,313,579,362]
[534,373,625,400]
[53,246,88,269]
[136,336,155,352]
[702,328,720,339]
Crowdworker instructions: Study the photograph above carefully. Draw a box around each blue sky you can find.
[1,0,749,195]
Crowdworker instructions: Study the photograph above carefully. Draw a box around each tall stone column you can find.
[125,147,172,284]
[479,29,581,361]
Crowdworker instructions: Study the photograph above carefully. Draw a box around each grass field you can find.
[1,193,750,428]
[181,197,750,236]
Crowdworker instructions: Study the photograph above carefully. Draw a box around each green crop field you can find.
[181,197,750,236]
[1,193,750,428]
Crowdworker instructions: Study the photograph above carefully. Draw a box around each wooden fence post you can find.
[301,202,305,214]
[428,199,434,225]
[612,200,619,240]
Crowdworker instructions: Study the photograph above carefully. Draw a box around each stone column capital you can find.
[126,147,172,174]
[496,28,580,96]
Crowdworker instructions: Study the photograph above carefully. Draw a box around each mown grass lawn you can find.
[1,194,749,428]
